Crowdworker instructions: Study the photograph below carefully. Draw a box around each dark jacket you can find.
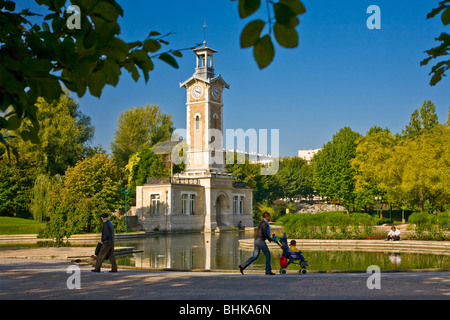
[101,220,115,246]
[255,219,272,242]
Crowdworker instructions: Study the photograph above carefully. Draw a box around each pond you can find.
[115,231,450,272]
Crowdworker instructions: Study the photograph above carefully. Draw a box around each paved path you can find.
[0,259,449,301]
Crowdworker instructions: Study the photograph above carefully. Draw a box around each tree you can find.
[421,0,450,85]
[386,125,450,212]
[64,153,123,210]
[276,156,313,200]
[0,155,43,217]
[225,151,282,204]
[353,107,450,213]
[401,100,439,138]
[42,153,125,235]
[127,148,168,191]
[111,104,173,167]
[8,93,94,175]
[35,150,128,239]
[352,126,395,207]
[29,173,52,222]
[311,127,362,213]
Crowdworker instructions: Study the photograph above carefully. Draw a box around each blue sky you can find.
[23,1,450,157]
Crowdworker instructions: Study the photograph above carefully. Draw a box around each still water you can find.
[116,231,450,271]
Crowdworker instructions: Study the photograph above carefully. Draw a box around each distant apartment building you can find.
[298,148,321,163]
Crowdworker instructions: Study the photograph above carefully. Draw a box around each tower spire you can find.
[202,20,207,45]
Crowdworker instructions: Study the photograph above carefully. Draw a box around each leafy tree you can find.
[386,125,450,212]
[226,151,282,204]
[352,126,395,207]
[311,127,362,213]
[277,156,313,200]
[353,107,450,213]
[421,0,450,85]
[29,173,52,222]
[64,153,124,212]
[40,153,125,238]
[111,104,174,167]
[7,93,94,175]
[127,148,168,191]
[401,100,439,138]
[0,155,43,217]
[41,170,124,241]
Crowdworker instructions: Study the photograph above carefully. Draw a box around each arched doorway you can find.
[215,194,228,226]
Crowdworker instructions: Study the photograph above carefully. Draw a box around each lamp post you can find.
[375,196,382,219]
[120,187,132,232]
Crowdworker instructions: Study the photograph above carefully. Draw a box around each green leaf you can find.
[4,113,21,130]
[92,1,120,22]
[171,50,182,58]
[273,23,298,48]
[130,49,154,82]
[123,62,140,82]
[158,53,179,69]
[28,76,63,102]
[238,0,261,19]
[87,70,106,97]
[279,0,306,15]
[442,7,450,26]
[240,19,265,48]
[4,1,15,11]
[143,39,161,53]
[42,22,50,32]
[105,37,130,61]
[253,35,275,69]
[274,3,299,27]
[103,59,121,87]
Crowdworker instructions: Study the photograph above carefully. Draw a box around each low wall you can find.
[238,239,450,255]
[140,214,206,232]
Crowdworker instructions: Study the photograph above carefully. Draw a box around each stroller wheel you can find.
[299,268,307,275]
[279,268,287,275]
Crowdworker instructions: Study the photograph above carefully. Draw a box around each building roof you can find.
[152,140,183,154]
[179,74,230,89]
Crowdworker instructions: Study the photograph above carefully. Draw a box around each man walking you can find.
[92,213,118,273]
[239,212,275,275]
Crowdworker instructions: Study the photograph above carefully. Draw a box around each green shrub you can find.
[279,211,377,239]
[408,211,449,240]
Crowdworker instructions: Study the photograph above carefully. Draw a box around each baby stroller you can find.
[274,233,309,275]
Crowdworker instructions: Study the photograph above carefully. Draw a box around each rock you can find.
[295,203,346,214]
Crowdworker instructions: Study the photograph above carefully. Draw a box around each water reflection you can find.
[388,253,402,266]
[118,231,254,270]
[116,232,450,271]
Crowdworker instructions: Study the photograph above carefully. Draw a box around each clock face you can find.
[192,85,203,98]
[212,86,220,99]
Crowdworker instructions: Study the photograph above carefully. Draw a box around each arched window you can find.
[212,113,219,129]
[195,114,200,131]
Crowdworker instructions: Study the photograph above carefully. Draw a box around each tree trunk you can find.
[418,190,424,212]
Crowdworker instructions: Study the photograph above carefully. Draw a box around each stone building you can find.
[135,43,253,232]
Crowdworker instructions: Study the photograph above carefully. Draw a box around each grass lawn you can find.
[0,216,46,235]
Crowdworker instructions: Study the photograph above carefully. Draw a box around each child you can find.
[289,240,309,265]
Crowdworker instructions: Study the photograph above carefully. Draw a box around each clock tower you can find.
[136,43,253,234]
[180,43,229,174]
